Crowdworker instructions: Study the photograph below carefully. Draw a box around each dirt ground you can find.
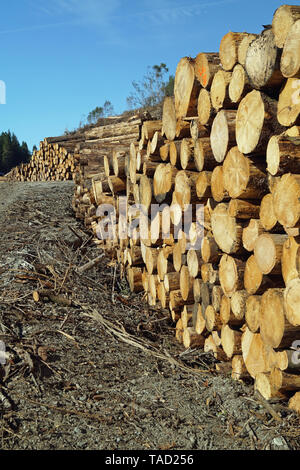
[0,181,299,451]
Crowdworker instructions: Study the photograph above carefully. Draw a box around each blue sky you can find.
[0,0,291,150]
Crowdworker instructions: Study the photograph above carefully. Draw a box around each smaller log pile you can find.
[6,133,84,182]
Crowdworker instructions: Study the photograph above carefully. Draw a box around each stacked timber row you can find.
[75,4,300,414]
[6,136,81,182]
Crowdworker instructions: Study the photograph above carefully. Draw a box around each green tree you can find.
[126,63,175,110]
[87,100,114,124]
[0,131,30,173]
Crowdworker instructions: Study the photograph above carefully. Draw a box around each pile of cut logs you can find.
[7,4,300,413]
[73,4,300,413]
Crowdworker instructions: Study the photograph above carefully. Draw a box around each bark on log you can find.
[245,28,284,91]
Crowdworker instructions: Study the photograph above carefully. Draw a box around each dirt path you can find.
[0,181,299,450]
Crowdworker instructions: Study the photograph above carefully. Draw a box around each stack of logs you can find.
[6,134,83,181]
[73,4,300,414]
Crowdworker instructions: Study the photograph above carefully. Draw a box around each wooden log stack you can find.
[74,4,300,412]
[6,4,300,413]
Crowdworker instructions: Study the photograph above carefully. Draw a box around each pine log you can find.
[212,285,223,312]
[237,34,258,66]
[210,70,233,111]
[201,233,222,263]
[197,88,215,126]
[211,203,245,254]
[267,134,300,176]
[241,328,271,378]
[259,193,279,231]
[272,4,300,48]
[205,305,223,332]
[245,295,261,333]
[222,147,268,199]
[210,165,230,202]
[194,138,216,172]
[228,199,260,220]
[229,64,252,104]
[284,277,300,326]
[272,173,300,228]
[231,355,250,381]
[281,236,300,285]
[219,32,252,71]
[281,19,300,78]
[219,254,245,297]
[174,57,201,119]
[254,233,288,275]
[245,28,284,91]
[162,96,176,141]
[236,90,286,155]
[194,52,221,88]
[183,327,205,349]
[277,78,300,126]
[210,110,237,163]
[288,392,300,414]
[221,324,243,359]
[153,163,178,203]
[260,288,300,349]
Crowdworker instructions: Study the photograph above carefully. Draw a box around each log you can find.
[288,392,300,414]
[219,32,252,71]
[194,52,221,88]
[222,147,268,199]
[259,193,279,231]
[284,277,300,326]
[254,233,288,275]
[162,96,176,141]
[194,138,216,172]
[241,328,271,378]
[272,173,300,228]
[211,203,245,254]
[236,90,286,155]
[267,134,300,176]
[231,355,250,381]
[221,324,243,359]
[220,294,242,327]
[231,290,248,322]
[204,335,228,361]
[245,295,261,333]
[272,4,300,48]
[180,265,192,301]
[277,78,300,126]
[193,279,202,303]
[212,285,223,312]
[271,368,300,395]
[183,327,205,349]
[244,255,263,296]
[219,254,245,297]
[174,57,201,119]
[281,19,300,78]
[205,305,222,332]
[201,263,219,285]
[201,233,222,263]
[228,64,252,104]
[210,110,237,163]
[237,34,258,66]
[153,163,177,203]
[196,171,212,199]
[260,288,300,349]
[228,199,260,220]
[210,70,233,111]
[197,88,215,126]
[210,165,229,202]
[186,249,202,278]
[245,28,284,91]
[281,236,300,285]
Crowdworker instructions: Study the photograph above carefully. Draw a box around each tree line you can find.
[0,131,31,174]
[84,63,174,126]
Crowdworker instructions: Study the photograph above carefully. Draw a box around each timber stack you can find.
[75,4,300,413]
